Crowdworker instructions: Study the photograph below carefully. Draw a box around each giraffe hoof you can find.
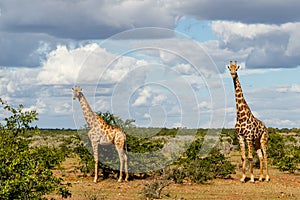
[117,179,122,183]
[240,179,245,183]
[250,180,255,184]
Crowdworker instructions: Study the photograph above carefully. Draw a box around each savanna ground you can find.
[50,151,300,200]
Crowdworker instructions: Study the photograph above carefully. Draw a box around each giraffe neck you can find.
[233,75,252,116]
[78,92,97,128]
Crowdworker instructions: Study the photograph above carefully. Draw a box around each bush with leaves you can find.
[0,98,71,199]
[268,132,300,173]
[96,111,135,131]
[165,139,235,184]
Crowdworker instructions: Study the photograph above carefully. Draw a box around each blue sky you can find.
[0,1,300,129]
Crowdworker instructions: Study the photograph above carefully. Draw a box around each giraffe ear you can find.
[237,65,240,70]
[227,65,230,70]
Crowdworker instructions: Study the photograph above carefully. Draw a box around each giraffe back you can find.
[95,115,126,149]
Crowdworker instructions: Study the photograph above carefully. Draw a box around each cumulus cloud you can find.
[1,1,300,70]
[2,0,299,40]
[198,101,212,110]
[276,84,300,93]
[0,0,175,39]
[175,0,300,24]
[23,99,46,114]
[211,21,300,68]
[132,87,152,107]
[152,94,167,105]
[36,43,147,85]
[265,118,296,127]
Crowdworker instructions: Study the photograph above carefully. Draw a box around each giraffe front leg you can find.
[92,142,99,183]
[94,160,99,183]
[247,140,255,183]
[238,136,247,183]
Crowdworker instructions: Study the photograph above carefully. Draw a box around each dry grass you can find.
[49,153,300,200]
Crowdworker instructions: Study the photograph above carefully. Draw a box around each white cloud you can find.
[276,84,300,93]
[211,21,300,69]
[212,21,280,42]
[94,99,110,112]
[23,99,46,114]
[143,113,151,119]
[37,44,112,85]
[54,103,72,115]
[36,43,149,85]
[152,94,167,105]
[198,101,212,110]
[173,63,195,75]
[132,87,152,106]
[265,118,296,127]
[0,68,38,96]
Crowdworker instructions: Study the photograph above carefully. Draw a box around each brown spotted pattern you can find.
[227,61,270,183]
[72,86,129,183]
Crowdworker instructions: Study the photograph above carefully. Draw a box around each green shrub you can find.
[268,132,300,173]
[0,98,71,199]
[268,133,300,173]
[166,139,235,184]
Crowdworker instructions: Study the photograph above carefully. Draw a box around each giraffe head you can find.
[72,86,82,100]
[227,61,240,79]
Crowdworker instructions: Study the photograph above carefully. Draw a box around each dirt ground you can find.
[50,156,300,200]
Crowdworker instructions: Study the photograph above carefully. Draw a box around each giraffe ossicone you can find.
[227,61,270,183]
[72,86,129,183]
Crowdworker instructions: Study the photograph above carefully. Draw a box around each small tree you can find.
[0,98,38,136]
[0,98,71,199]
[268,131,300,173]
[96,111,135,130]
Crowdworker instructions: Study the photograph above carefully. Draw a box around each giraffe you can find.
[72,86,129,183]
[227,61,270,183]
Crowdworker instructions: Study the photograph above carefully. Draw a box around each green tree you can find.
[268,131,300,173]
[0,98,71,199]
[96,111,135,130]
[166,138,235,184]
[0,98,38,136]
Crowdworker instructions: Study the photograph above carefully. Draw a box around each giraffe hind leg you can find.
[261,137,270,182]
[124,152,129,181]
[117,148,125,182]
[256,148,264,181]
[254,139,264,182]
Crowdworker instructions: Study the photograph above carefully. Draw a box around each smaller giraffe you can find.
[72,86,129,183]
[227,61,270,183]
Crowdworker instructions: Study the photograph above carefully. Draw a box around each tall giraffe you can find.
[72,86,129,183]
[227,61,270,183]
